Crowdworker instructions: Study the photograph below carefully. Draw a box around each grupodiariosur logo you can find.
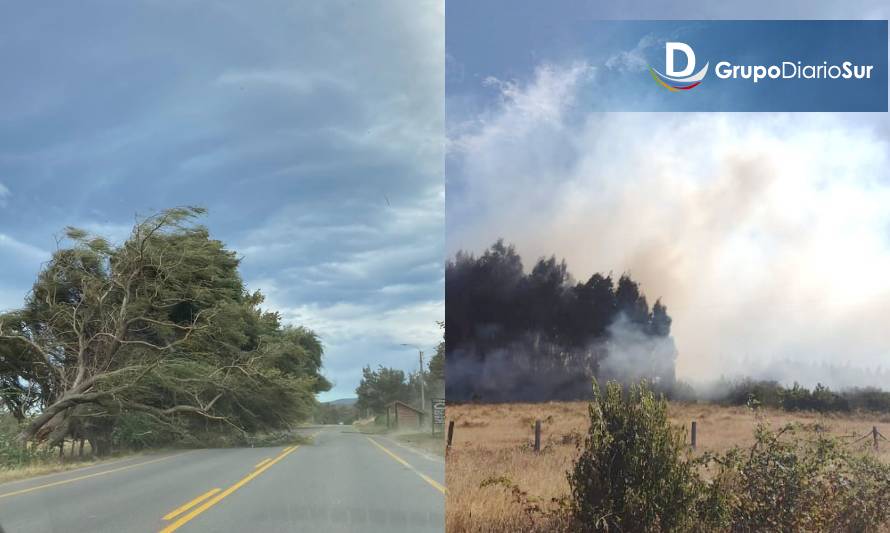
[650,42,709,92]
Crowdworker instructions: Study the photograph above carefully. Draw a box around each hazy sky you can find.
[447,1,890,387]
[0,1,444,401]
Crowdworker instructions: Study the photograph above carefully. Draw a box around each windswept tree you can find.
[0,207,329,453]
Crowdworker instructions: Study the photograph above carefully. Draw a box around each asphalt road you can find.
[0,426,445,533]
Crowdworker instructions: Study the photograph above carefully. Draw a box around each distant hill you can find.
[326,397,358,406]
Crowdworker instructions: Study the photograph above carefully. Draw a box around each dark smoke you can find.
[445,240,676,401]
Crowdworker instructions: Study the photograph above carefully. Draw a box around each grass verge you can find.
[394,432,445,457]
[0,450,152,485]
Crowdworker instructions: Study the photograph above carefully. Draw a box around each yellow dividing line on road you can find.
[365,437,447,494]
[0,452,189,500]
[163,488,221,521]
[254,458,271,469]
[159,445,300,533]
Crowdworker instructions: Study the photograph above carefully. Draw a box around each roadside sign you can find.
[431,398,446,434]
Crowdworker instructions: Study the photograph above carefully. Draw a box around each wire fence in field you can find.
[843,425,888,450]
[444,418,890,455]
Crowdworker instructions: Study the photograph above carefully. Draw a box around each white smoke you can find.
[448,63,890,389]
[599,315,677,386]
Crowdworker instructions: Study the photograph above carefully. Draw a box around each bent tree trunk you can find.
[16,406,69,445]
[14,388,105,445]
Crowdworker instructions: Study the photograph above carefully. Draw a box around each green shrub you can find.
[723,379,784,409]
[781,382,850,413]
[721,380,890,414]
[716,423,890,532]
[567,382,890,532]
[112,412,185,450]
[568,381,723,532]
[0,418,50,469]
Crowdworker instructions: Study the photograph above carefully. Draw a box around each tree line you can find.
[719,379,890,414]
[0,207,330,455]
[354,325,444,417]
[445,240,675,401]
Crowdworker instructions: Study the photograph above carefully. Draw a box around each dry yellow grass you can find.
[0,449,148,484]
[445,401,890,532]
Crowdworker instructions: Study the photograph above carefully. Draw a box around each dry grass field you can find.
[445,401,890,532]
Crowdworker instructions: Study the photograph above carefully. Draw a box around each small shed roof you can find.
[386,400,424,414]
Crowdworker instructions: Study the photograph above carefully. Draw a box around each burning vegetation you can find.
[446,240,676,401]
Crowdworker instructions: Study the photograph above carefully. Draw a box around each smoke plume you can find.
[447,63,890,390]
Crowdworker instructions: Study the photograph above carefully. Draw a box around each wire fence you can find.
[844,425,888,451]
[444,417,890,455]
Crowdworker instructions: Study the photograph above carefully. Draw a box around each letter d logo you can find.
[666,42,695,77]
[649,41,709,92]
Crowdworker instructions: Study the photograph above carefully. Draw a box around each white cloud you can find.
[0,0,445,402]
[80,222,133,245]
[605,34,658,72]
[251,275,442,349]
[0,233,49,263]
[214,69,347,94]
[448,62,890,387]
[0,182,9,207]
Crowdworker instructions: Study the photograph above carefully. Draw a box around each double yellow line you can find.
[159,445,299,533]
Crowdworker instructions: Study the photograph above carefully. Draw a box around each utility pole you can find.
[418,349,425,410]
[401,343,425,412]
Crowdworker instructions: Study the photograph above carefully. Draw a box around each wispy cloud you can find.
[0,0,444,401]
[0,233,49,263]
[605,34,658,72]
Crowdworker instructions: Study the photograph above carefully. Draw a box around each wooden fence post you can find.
[691,421,697,450]
[874,426,879,451]
[534,420,542,453]
[447,420,454,449]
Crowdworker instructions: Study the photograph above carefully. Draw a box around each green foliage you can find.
[715,423,890,532]
[721,379,890,414]
[723,379,785,408]
[0,207,330,454]
[355,365,414,414]
[112,412,182,451]
[568,382,718,532]
[567,382,890,532]
[428,321,445,378]
[0,415,50,469]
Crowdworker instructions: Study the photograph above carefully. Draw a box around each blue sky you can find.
[447,1,890,388]
[0,0,444,402]
[452,19,889,111]
[447,2,890,106]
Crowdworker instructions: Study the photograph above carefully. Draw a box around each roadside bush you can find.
[567,382,890,532]
[0,418,49,469]
[716,423,890,532]
[112,412,185,451]
[568,381,724,532]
